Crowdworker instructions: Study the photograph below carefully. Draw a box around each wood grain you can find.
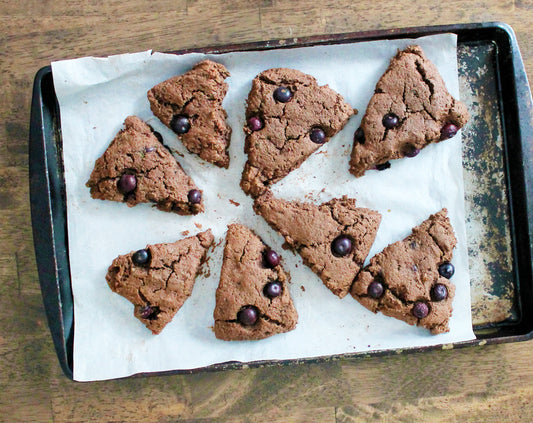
[2,0,533,421]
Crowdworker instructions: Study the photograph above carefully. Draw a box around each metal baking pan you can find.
[29,22,533,380]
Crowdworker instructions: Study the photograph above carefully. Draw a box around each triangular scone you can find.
[107,230,214,334]
[349,45,469,177]
[254,192,381,298]
[351,209,457,334]
[147,60,232,168]
[214,224,298,341]
[86,116,204,215]
[241,68,355,197]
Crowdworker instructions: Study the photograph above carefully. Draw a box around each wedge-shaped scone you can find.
[107,230,214,334]
[254,192,381,298]
[349,45,469,177]
[86,116,204,215]
[214,224,298,341]
[241,68,355,197]
[350,209,456,334]
[147,60,232,168]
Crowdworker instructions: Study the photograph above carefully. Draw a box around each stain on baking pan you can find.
[458,42,517,327]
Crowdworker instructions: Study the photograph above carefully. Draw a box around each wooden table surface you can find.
[3,1,533,421]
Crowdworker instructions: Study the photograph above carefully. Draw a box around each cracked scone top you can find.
[349,45,469,177]
[241,68,356,197]
[106,230,214,335]
[214,223,297,341]
[350,209,456,334]
[147,60,232,168]
[86,116,204,215]
[254,192,381,298]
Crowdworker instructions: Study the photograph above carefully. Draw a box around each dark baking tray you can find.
[29,22,533,380]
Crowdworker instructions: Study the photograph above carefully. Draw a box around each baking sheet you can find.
[52,33,475,382]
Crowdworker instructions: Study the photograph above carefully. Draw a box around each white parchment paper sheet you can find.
[52,33,475,381]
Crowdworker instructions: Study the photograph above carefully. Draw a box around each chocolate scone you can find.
[254,192,381,298]
[147,60,232,168]
[349,45,469,177]
[214,223,298,341]
[241,68,355,197]
[107,230,214,334]
[350,209,456,334]
[86,116,204,215]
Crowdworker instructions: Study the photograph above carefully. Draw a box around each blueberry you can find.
[331,235,353,257]
[404,145,420,158]
[145,146,156,153]
[247,116,263,132]
[139,305,154,319]
[170,115,191,134]
[264,281,282,299]
[132,249,150,266]
[263,250,280,268]
[310,127,326,144]
[438,262,455,279]
[431,283,448,301]
[187,189,202,205]
[441,123,459,139]
[273,86,292,103]
[375,162,391,171]
[237,306,259,326]
[354,127,365,144]
[152,131,164,143]
[117,173,137,194]
[367,281,384,299]
[411,302,429,319]
[382,113,399,129]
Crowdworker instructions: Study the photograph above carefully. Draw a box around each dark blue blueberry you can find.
[263,250,280,268]
[117,173,137,194]
[145,146,156,153]
[438,262,455,279]
[263,281,282,299]
[187,189,202,205]
[332,236,353,257]
[170,115,191,134]
[139,305,154,319]
[132,249,150,266]
[354,127,365,144]
[375,162,391,171]
[431,283,448,301]
[248,116,263,132]
[367,281,384,299]
[441,123,458,139]
[237,306,259,326]
[382,113,399,129]
[404,145,420,157]
[273,86,292,103]
[411,302,429,319]
[310,127,326,144]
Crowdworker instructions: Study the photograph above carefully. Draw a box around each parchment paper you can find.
[52,33,475,382]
